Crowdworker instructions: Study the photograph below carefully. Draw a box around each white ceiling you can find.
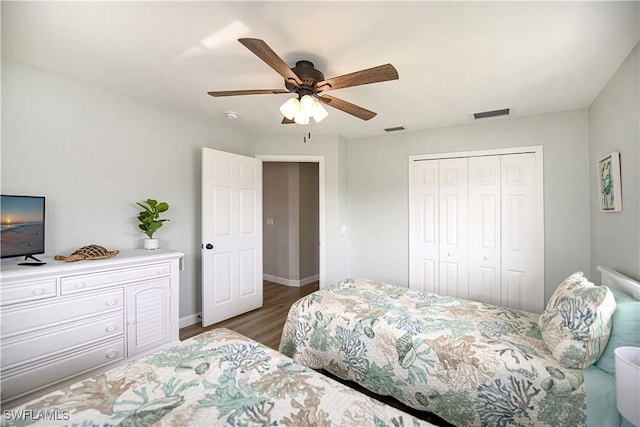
[2,1,639,139]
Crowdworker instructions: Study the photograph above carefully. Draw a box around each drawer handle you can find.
[105,298,118,307]
[105,324,118,332]
[32,288,45,295]
[157,269,167,275]
[106,351,118,359]
[74,282,85,289]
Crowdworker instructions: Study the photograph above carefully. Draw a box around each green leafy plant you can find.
[136,199,169,239]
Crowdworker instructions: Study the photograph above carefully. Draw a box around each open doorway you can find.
[263,162,319,286]
[258,155,325,290]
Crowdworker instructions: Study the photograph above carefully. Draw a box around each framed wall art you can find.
[597,152,622,212]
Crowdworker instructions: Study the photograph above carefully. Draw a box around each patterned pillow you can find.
[545,271,589,308]
[539,273,616,368]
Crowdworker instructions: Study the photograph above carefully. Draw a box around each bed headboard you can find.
[597,266,640,300]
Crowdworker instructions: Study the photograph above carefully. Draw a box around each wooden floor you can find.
[179,280,319,349]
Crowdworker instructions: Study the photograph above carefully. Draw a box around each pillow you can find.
[545,271,589,309]
[594,287,640,375]
[539,274,616,368]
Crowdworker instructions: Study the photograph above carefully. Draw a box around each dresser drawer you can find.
[1,289,123,337]
[61,262,171,295]
[1,312,124,368]
[0,278,57,306]
[1,338,125,403]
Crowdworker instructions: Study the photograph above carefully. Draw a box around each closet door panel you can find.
[501,153,542,312]
[409,148,543,311]
[438,158,469,299]
[410,160,439,293]
[468,156,501,305]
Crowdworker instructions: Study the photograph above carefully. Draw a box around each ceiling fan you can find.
[208,38,399,124]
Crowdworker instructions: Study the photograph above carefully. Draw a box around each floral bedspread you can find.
[280,279,587,427]
[2,328,430,427]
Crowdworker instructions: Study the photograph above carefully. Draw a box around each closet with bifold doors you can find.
[409,147,544,313]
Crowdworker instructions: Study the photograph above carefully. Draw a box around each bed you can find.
[1,328,434,426]
[280,266,640,427]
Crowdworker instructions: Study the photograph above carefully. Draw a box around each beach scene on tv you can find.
[0,196,45,258]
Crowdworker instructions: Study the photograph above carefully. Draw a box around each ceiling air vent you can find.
[384,126,405,132]
[473,108,510,120]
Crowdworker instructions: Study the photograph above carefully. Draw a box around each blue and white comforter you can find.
[2,328,430,426]
[280,279,587,426]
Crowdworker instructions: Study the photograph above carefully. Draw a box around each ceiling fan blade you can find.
[316,95,377,121]
[208,89,289,97]
[316,64,398,92]
[238,38,302,86]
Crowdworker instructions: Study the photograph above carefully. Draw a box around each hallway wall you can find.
[263,162,319,286]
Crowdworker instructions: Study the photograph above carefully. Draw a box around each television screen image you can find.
[1,195,46,259]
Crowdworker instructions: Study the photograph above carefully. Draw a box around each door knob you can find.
[205,243,214,250]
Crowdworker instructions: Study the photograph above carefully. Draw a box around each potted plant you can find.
[136,199,169,250]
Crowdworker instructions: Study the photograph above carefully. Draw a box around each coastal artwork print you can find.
[597,152,622,212]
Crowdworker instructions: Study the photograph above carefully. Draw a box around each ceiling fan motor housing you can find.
[285,60,326,95]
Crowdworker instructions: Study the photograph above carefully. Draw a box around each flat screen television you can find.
[1,195,46,263]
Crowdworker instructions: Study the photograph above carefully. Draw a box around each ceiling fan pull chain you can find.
[303,123,312,143]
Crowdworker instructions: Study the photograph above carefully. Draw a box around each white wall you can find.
[589,43,640,280]
[346,110,591,303]
[1,61,248,320]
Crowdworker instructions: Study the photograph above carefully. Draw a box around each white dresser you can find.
[0,249,184,406]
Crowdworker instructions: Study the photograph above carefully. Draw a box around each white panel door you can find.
[501,153,543,312]
[410,160,439,292]
[201,148,262,327]
[438,158,469,298]
[468,156,502,305]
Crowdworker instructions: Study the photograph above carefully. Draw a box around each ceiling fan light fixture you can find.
[300,94,316,111]
[280,97,301,120]
[281,94,329,125]
[300,94,329,123]
[294,113,310,125]
[311,103,329,123]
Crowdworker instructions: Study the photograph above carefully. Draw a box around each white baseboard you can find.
[300,274,320,286]
[179,313,201,329]
[264,274,319,287]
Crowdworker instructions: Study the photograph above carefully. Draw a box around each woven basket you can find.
[54,245,119,262]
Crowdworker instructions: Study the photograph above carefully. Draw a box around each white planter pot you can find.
[143,238,159,250]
